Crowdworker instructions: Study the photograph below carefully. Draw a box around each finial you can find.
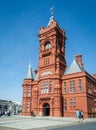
[47,6,55,26]
[50,6,54,17]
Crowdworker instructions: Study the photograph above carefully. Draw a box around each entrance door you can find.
[43,103,50,116]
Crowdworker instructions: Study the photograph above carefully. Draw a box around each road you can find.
[49,122,96,130]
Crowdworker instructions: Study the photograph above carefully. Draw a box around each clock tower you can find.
[38,11,66,116]
[38,13,66,79]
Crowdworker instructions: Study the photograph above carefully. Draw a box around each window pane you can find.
[50,81,52,92]
[78,79,82,92]
[64,82,66,93]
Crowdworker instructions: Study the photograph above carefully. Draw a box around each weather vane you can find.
[50,6,54,16]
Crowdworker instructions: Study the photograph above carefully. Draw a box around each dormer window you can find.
[45,42,51,49]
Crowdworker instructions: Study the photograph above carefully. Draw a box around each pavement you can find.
[0,115,96,130]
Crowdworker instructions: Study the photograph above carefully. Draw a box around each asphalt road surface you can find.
[49,122,96,130]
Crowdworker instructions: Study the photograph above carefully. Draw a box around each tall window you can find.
[49,81,52,92]
[23,87,26,97]
[70,98,76,107]
[45,81,48,93]
[72,80,75,92]
[41,81,48,94]
[69,80,75,92]
[28,86,31,97]
[64,99,67,111]
[78,79,82,92]
[47,57,50,65]
[44,57,50,66]
[70,99,73,106]
[64,82,66,93]
[73,99,76,106]
[41,81,53,94]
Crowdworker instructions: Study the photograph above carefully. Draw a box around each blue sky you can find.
[0,0,96,103]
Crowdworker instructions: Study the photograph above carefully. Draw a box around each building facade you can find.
[0,99,22,115]
[22,13,96,118]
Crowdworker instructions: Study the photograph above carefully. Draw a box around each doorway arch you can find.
[43,103,50,116]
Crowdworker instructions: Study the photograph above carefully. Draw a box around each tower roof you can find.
[25,64,33,79]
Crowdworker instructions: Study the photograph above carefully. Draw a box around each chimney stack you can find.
[75,54,83,66]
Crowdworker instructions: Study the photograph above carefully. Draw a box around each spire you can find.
[26,63,33,79]
[47,6,55,26]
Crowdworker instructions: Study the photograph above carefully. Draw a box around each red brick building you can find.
[22,13,96,118]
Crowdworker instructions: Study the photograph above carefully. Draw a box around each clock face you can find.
[45,43,51,49]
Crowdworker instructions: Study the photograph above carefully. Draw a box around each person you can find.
[31,110,33,116]
[5,111,7,116]
[81,110,84,120]
[79,110,81,121]
[7,110,11,116]
[13,111,16,115]
[76,109,79,120]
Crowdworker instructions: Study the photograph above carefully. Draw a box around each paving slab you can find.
[0,116,96,130]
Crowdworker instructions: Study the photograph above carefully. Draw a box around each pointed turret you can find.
[25,64,33,79]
